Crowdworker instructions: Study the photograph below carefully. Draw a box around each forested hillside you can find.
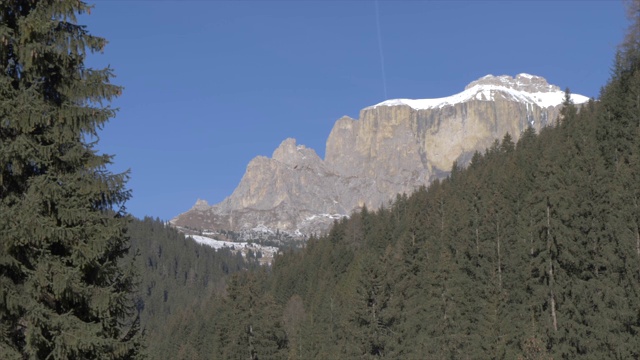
[127,217,258,358]
[157,16,640,359]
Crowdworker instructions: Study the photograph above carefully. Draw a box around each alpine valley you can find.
[170,73,589,242]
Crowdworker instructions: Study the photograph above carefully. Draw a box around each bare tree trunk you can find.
[547,203,558,332]
[636,225,640,258]
[530,218,534,256]
[475,198,480,257]
[440,197,448,322]
[497,219,502,290]
[634,196,640,258]
[476,227,480,258]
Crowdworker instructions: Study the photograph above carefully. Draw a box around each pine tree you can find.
[347,256,384,358]
[218,272,286,360]
[0,1,142,358]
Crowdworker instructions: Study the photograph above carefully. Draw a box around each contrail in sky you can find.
[374,0,388,99]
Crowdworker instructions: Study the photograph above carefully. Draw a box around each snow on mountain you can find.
[303,213,347,222]
[370,73,590,110]
[188,234,279,264]
[189,235,245,250]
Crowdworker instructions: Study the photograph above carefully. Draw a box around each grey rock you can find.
[171,74,589,240]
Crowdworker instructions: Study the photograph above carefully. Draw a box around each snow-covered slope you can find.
[370,73,590,110]
[188,234,279,264]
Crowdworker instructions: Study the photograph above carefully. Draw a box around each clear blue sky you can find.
[82,1,626,221]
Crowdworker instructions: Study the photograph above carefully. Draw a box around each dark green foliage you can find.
[126,216,258,359]
[0,1,141,358]
[216,271,287,360]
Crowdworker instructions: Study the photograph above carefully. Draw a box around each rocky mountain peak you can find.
[465,73,560,93]
[171,74,589,240]
[272,138,322,167]
[192,199,210,210]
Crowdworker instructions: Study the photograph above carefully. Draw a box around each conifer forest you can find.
[2,0,640,359]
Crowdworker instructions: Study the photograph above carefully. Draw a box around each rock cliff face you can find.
[171,74,589,238]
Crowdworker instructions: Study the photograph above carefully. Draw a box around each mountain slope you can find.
[171,74,588,238]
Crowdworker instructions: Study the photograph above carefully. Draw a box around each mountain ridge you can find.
[171,74,589,239]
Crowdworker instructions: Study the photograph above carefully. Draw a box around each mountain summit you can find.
[371,73,585,110]
[171,74,589,239]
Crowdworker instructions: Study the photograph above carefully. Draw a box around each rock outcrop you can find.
[171,74,590,238]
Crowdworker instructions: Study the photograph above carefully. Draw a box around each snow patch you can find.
[188,235,279,263]
[517,73,535,79]
[305,213,348,221]
[368,74,589,111]
[252,224,274,234]
[370,84,589,110]
[189,235,246,250]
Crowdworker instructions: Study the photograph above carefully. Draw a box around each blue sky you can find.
[82,1,625,221]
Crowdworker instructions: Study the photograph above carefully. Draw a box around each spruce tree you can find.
[0,1,142,358]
